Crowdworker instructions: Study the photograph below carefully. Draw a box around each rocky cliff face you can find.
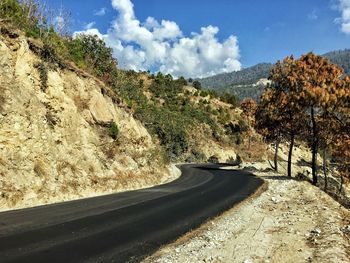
[0,31,179,211]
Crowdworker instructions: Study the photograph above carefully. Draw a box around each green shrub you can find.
[0,0,44,39]
[25,26,40,38]
[0,0,25,25]
[220,92,239,108]
[176,76,187,86]
[109,122,119,140]
[67,34,118,84]
[35,62,48,91]
[200,90,208,97]
[41,41,65,68]
[193,80,202,90]
[238,119,249,132]
[233,133,243,145]
[189,149,206,162]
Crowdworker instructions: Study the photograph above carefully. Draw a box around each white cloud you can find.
[73,28,105,39]
[74,0,241,78]
[85,22,96,30]
[144,17,159,29]
[152,20,182,41]
[94,7,107,16]
[336,0,350,34]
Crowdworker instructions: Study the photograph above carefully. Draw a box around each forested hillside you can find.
[198,63,272,89]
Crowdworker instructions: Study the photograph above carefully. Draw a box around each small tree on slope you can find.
[241,98,257,150]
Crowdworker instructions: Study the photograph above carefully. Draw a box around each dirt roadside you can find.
[142,169,350,263]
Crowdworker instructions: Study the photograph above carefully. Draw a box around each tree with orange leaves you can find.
[267,53,349,184]
[292,53,348,185]
[268,56,307,178]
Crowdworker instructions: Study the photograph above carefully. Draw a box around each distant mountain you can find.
[323,49,350,76]
[198,63,273,90]
[198,49,350,101]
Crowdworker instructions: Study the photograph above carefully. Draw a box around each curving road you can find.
[0,164,263,263]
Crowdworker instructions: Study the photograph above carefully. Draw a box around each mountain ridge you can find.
[198,49,350,100]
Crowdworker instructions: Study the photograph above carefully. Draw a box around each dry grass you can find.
[0,181,24,207]
[73,95,89,111]
[236,138,269,162]
[33,159,49,178]
[89,174,119,190]
[36,179,50,199]
[56,160,78,175]
[101,142,120,159]
[58,178,81,194]
[147,148,168,167]
[45,110,58,128]
[65,179,80,189]
[0,92,5,113]
[88,164,96,174]
[0,156,8,167]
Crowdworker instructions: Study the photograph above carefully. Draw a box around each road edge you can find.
[143,172,268,260]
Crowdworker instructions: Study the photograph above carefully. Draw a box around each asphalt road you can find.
[0,164,264,263]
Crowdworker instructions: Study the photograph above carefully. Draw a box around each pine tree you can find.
[268,56,306,177]
[256,88,284,172]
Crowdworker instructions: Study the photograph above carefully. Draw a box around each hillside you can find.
[0,26,179,210]
[198,50,350,100]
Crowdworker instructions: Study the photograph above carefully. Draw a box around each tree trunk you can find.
[288,132,295,177]
[274,139,280,172]
[311,106,318,185]
[322,147,328,191]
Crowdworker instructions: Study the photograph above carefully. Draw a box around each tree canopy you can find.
[257,53,350,183]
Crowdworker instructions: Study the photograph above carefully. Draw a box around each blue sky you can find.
[49,0,350,77]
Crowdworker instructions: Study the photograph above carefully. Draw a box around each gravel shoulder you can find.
[142,169,350,263]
